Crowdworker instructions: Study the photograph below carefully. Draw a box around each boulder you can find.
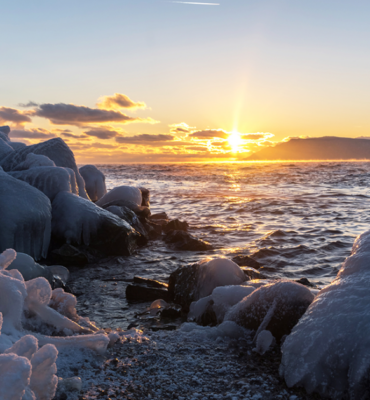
[164,230,212,251]
[169,258,247,311]
[9,166,78,201]
[0,138,88,198]
[163,219,189,233]
[79,165,106,202]
[11,153,55,171]
[226,280,314,340]
[0,170,51,260]
[0,138,13,161]
[126,285,171,302]
[50,244,89,267]
[0,126,10,141]
[96,185,142,207]
[232,255,262,269]
[139,187,150,207]
[51,191,139,256]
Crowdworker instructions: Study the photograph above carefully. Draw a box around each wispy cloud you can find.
[169,1,220,5]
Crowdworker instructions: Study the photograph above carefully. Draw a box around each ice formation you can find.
[52,191,138,255]
[189,285,255,325]
[79,164,107,202]
[0,137,88,198]
[7,252,53,282]
[226,280,314,340]
[196,258,247,299]
[96,185,142,207]
[280,229,370,398]
[9,166,78,201]
[0,170,51,260]
[179,321,248,340]
[12,153,56,171]
[0,248,111,398]
[0,125,10,141]
[8,142,27,151]
[254,330,275,355]
[0,138,14,160]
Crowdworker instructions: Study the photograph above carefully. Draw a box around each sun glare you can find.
[228,132,243,153]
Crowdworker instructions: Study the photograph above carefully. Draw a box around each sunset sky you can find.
[1,0,369,162]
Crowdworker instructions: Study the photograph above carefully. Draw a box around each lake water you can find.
[71,162,370,328]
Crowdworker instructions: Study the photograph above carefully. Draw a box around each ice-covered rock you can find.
[7,252,53,282]
[8,142,27,151]
[0,138,14,160]
[189,285,256,326]
[0,353,32,400]
[79,164,106,202]
[179,321,248,340]
[96,185,142,207]
[280,229,370,398]
[52,191,139,256]
[226,280,314,340]
[0,170,51,260]
[12,153,56,171]
[9,166,78,201]
[169,258,247,311]
[0,137,88,198]
[254,330,275,355]
[0,126,10,142]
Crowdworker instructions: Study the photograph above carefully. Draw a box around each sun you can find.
[228,131,243,153]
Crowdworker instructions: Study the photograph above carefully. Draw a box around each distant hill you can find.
[247,137,370,161]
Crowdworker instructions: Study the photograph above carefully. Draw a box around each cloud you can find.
[241,133,266,140]
[188,129,229,140]
[0,107,32,125]
[31,103,157,126]
[60,131,90,140]
[97,93,147,110]
[169,122,194,136]
[18,101,38,108]
[9,128,57,139]
[115,134,175,144]
[84,128,120,139]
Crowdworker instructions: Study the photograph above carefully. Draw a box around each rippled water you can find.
[71,162,370,328]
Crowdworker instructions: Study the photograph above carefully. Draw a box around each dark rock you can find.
[101,199,151,218]
[241,267,267,280]
[50,244,89,266]
[164,230,212,251]
[227,280,314,340]
[193,299,217,326]
[133,276,168,289]
[143,220,163,240]
[126,284,171,302]
[160,304,182,319]
[52,192,139,257]
[150,212,168,221]
[168,263,200,312]
[105,205,149,245]
[139,187,150,207]
[163,219,189,233]
[295,277,315,287]
[232,255,262,269]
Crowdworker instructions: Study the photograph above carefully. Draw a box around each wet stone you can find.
[163,219,189,233]
[164,230,212,251]
[126,284,172,302]
[232,255,262,269]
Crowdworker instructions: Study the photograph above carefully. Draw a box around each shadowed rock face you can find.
[0,171,52,260]
[247,137,370,161]
[51,192,139,257]
[226,281,314,340]
[0,138,88,198]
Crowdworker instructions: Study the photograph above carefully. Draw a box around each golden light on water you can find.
[228,131,243,153]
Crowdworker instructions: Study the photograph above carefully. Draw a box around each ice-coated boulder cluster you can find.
[0,126,146,259]
[0,248,110,400]
[280,229,370,399]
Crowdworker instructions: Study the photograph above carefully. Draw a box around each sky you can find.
[1,0,370,163]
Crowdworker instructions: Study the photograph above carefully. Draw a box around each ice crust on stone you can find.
[0,137,88,198]
[52,191,138,256]
[9,166,78,201]
[79,164,107,202]
[8,142,27,151]
[254,330,275,355]
[280,229,370,398]
[0,125,11,141]
[226,280,314,340]
[96,185,142,207]
[0,170,52,260]
[7,252,53,283]
[196,258,247,300]
[179,321,249,340]
[0,138,14,160]
[12,153,56,171]
[189,285,255,324]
